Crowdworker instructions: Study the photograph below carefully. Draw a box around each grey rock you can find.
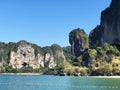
[69,28,89,56]
[89,0,120,47]
[10,43,41,69]
[9,41,65,69]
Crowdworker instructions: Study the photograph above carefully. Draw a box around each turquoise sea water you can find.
[0,75,120,90]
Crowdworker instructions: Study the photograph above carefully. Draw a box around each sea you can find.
[0,75,120,90]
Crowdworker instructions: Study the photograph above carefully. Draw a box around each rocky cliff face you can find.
[10,43,44,69]
[44,44,65,68]
[89,0,120,47]
[44,46,57,68]
[69,28,89,56]
[10,44,44,69]
[0,40,65,69]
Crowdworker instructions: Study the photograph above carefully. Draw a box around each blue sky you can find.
[0,0,111,47]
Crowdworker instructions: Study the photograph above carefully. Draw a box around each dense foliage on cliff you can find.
[66,28,120,76]
[0,38,120,76]
[0,40,65,74]
[65,0,120,76]
[72,43,120,76]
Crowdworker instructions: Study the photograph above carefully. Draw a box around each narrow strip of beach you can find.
[0,73,120,78]
[87,76,120,78]
[0,73,42,75]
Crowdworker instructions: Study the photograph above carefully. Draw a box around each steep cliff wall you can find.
[0,40,65,69]
[89,0,120,47]
[10,43,44,69]
[69,28,89,56]
[10,44,44,69]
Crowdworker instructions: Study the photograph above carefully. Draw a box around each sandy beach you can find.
[0,73,42,76]
[0,73,120,78]
[88,76,120,78]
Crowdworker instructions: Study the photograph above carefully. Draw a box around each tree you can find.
[99,63,112,75]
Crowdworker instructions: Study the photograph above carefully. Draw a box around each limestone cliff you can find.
[89,0,120,47]
[10,41,44,69]
[0,40,65,70]
[69,28,89,56]
[44,46,56,68]
[44,44,65,68]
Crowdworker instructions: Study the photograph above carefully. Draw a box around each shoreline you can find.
[89,76,120,78]
[0,73,120,78]
[0,73,43,76]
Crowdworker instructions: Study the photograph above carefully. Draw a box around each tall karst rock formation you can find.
[89,0,120,47]
[69,28,89,57]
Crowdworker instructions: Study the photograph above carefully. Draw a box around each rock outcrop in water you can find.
[89,0,120,47]
[69,28,89,56]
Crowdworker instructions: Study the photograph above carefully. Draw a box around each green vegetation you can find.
[63,61,88,76]
[63,46,74,63]
[0,41,65,75]
[81,43,120,76]
[64,39,120,76]
[0,34,120,76]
